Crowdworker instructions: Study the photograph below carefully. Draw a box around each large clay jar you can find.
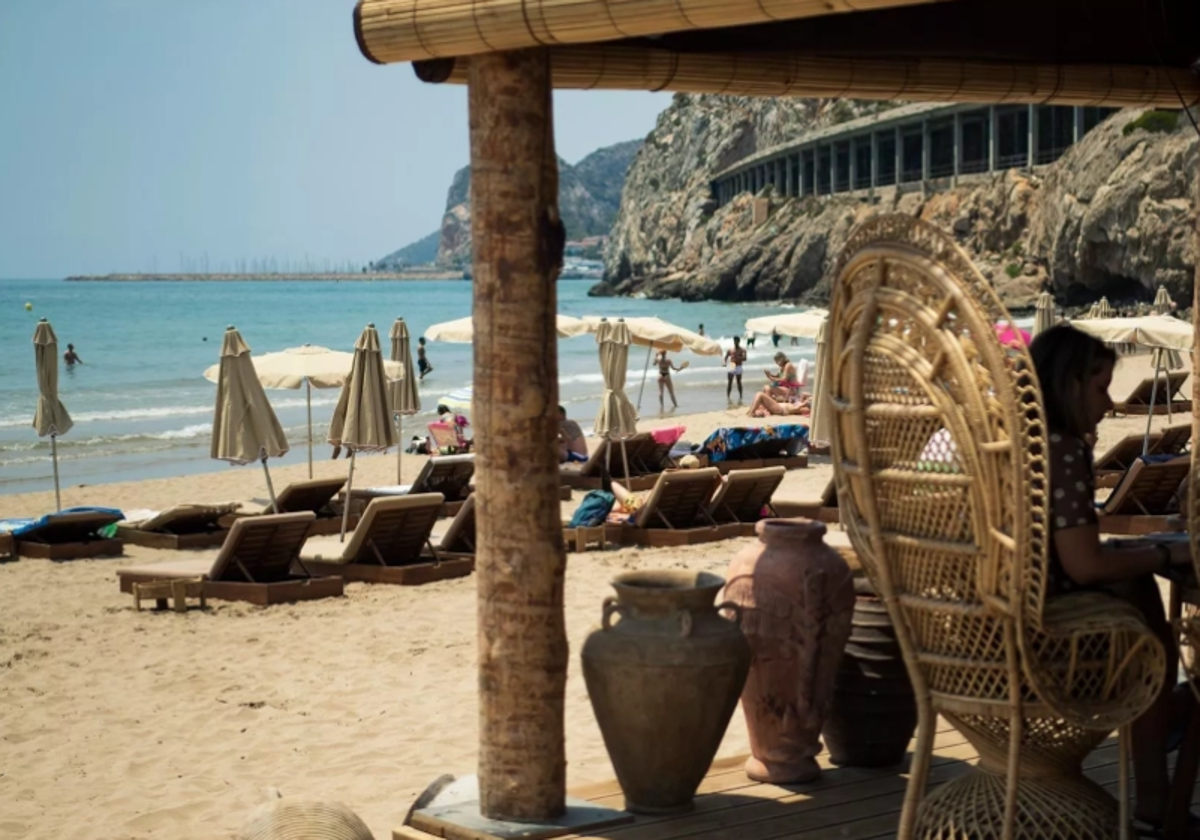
[722,518,855,783]
[582,570,751,815]
[822,575,918,767]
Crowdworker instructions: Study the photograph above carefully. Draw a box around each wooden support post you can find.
[468,48,567,823]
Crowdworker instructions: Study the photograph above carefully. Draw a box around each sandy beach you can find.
[0,355,1191,840]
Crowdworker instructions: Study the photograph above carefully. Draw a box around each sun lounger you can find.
[345,455,476,514]
[431,494,476,556]
[773,478,840,523]
[1112,370,1191,415]
[706,466,787,534]
[227,477,350,536]
[608,468,730,547]
[7,508,125,559]
[302,494,472,586]
[117,512,343,605]
[561,434,660,489]
[118,502,241,550]
[1098,455,1191,535]
[0,532,13,560]
[1153,423,1192,456]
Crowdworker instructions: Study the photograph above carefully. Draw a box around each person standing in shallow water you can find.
[724,335,747,402]
[656,350,682,411]
[697,324,705,337]
[63,343,83,366]
[417,337,432,380]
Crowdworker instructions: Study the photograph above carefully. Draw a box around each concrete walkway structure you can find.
[712,103,1120,205]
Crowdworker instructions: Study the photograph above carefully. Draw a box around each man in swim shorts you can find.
[417,337,432,380]
[725,335,747,401]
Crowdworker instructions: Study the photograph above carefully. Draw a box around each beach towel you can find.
[569,491,616,528]
[650,426,686,446]
[698,425,809,463]
[0,506,124,537]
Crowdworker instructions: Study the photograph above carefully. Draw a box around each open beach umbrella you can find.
[807,316,831,447]
[211,327,289,509]
[425,314,589,343]
[204,345,403,479]
[582,315,722,410]
[745,309,830,340]
[593,318,639,480]
[1032,291,1056,337]
[1071,313,1193,450]
[329,324,396,540]
[32,319,73,511]
[390,318,421,484]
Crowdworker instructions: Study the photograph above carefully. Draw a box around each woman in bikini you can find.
[656,350,683,411]
[764,352,799,400]
[1031,325,1194,837]
[747,390,810,419]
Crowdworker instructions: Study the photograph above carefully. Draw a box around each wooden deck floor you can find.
[394,718,1200,840]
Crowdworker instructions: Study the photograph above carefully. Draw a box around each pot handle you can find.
[715,600,743,627]
[601,596,625,631]
[674,610,694,638]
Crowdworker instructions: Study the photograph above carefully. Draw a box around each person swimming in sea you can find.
[63,344,83,366]
[417,337,432,380]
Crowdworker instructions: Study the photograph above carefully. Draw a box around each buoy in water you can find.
[24,302,32,311]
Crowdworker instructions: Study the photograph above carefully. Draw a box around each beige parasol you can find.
[204,344,403,479]
[1032,291,1056,337]
[806,315,831,446]
[329,324,397,539]
[32,319,73,511]
[390,318,421,484]
[745,309,830,340]
[593,318,639,480]
[211,327,289,508]
[425,314,589,343]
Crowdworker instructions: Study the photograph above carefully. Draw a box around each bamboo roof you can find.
[356,0,1200,105]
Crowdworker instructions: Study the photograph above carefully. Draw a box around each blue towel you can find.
[0,506,124,537]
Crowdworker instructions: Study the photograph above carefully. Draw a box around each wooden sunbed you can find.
[0,532,13,560]
[16,510,124,559]
[1112,370,1191,415]
[344,455,476,515]
[117,512,343,605]
[302,494,473,586]
[1096,425,1193,488]
[773,478,840,523]
[1098,455,1191,535]
[607,468,732,547]
[561,434,660,490]
[706,466,787,535]
[118,502,241,549]
[226,477,350,537]
[1154,423,1192,456]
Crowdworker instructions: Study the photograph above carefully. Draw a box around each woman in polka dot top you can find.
[1031,324,1192,832]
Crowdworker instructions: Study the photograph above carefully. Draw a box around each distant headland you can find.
[64,270,466,282]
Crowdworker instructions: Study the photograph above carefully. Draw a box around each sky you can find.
[0,1,672,278]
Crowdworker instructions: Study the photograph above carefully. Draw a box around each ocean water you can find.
[0,277,816,497]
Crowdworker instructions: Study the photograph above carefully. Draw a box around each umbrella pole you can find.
[620,438,630,482]
[261,454,278,510]
[396,413,403,485]
[51,432,61,512]
[636,344,653,411]
[341,449,357,542]
[1144,354,1164,456]
[306,380,313,479]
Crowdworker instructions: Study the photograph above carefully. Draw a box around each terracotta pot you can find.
[723,518,855,783]
[822,575,918,767]
[582,570,751,815]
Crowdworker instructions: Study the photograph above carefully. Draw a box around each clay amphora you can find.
[723,518,855,783]
[581,570,751,815]
[822,575,918,767]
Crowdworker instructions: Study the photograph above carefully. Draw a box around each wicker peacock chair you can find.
[828,216,1167,840]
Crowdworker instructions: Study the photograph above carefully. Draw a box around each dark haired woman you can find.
[1030,324,1193,835]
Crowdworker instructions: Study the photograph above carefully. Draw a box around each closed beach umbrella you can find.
[1033,291,1056,337]
[807,316,831,446]
[329,324,396,539]
[32,319,73,511]
[1150,288,1184,371]
[594,318,638,480]
[426,314,589,342]
[1154,286,1174,315]
[390,318,421,484]
[204,345,402,479]
[211,327,289,508]
[583,315,722,410]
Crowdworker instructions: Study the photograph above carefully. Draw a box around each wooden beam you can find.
[417,47,1200,108]
[468,48,569,821]
[354,0,942,65]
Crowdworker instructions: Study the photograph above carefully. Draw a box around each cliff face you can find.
[435,139,642,266]
[604,102,1197,307]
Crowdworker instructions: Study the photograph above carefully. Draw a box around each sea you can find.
[0,277,817,497]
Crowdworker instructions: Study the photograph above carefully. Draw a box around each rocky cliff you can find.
[603,99,1197,308]
[434,139,642,266]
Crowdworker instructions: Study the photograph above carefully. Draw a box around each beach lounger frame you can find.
[117,512,344,605]
[303,494,473,586]
[1098,455,1191,535]
[344,455,476,515]
[118,503,241,550]
[772,478,841,523]
[609,468,737,547]
[1112,370,1191,416]
[561,434,659,490]
[706,466,787,536]
[16,510,125,560]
